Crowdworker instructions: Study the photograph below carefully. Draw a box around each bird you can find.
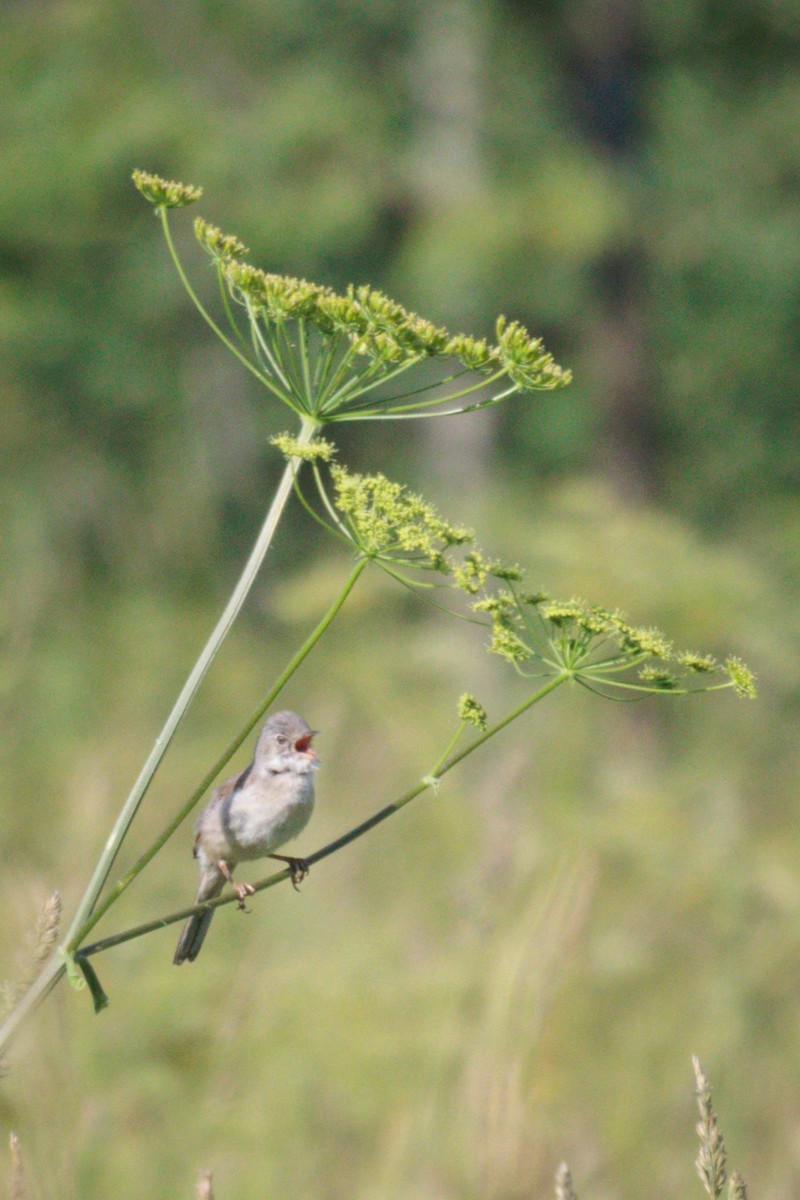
[173,710,319,964]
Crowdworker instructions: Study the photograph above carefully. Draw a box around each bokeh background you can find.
[1,1,799,1196]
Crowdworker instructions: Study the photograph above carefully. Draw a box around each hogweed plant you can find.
[0,173,754,1049]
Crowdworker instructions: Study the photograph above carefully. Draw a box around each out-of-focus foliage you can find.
[1,1,798,1198]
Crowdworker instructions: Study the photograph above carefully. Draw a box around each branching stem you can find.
[74,555,367,948]
[77,672,569,961]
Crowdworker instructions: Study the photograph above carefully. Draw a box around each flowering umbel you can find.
[271,443,755,708]
[134,170,754,712]
[133,172,571,425]
[270,434,336,463]
[280,456,474,579]
[458,694,488,730]
[132,170,202,209]
[194,218,248,261]
[472,588,755,700]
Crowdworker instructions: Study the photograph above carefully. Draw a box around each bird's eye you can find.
[276,734,289,746]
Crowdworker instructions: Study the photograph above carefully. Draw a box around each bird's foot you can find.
[232,880,256,911]
[269,854,310,891]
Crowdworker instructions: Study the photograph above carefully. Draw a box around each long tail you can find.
[173,874,225,965]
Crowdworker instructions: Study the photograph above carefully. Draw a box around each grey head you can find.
[254,710,319,772]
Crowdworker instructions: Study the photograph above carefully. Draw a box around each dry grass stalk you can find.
[693,1056,728,1198]
[9,1132,26,1200]
[2,892,62,1019]
[555,1160,577,1200]
[196,1168,214,1198]
[728,1169,749,1199]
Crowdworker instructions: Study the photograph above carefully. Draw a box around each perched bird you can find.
[173,710,319,964]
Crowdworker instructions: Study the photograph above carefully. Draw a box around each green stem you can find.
[248,309,296,401]
[310,462,350,536]
[271,323,297,395]
[336,383,520,421]
[427,722,467,780]
[0,421,321,1057]
[216,261,251,355]
[77,672,570,961]
[338,363,473,412]
[61,416,319,956]
[160,209,270,392]
[350,368,508,415]
[314,333,347,406]
[323,353,421,411]
[316,340,365,411]
[297,318,313,408]
[73,555,367,948]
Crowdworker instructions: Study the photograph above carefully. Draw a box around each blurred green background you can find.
[1,0,799,1196]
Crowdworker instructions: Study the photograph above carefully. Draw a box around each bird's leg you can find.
[218,860,255,910]
[268,854,310,891]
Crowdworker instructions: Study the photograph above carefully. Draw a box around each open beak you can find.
[294,731,319,761]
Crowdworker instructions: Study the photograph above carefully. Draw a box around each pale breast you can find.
[225,770,315,862]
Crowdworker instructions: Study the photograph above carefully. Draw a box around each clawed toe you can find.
[288,858,309,890]
[232,881,256,910]
[269,854,310,890]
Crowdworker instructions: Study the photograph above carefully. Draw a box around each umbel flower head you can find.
[134,172,571,426]
[273,441,476,581]
[458,693,488,730]
[329,466,472,565]
[472,587,756,700]
[132,169,202,209]
[272,439,755,705]
[273,444,530,605]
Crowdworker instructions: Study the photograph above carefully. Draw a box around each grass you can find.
[0,484,784,1198]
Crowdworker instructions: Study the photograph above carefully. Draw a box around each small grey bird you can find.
[173,710,319,965]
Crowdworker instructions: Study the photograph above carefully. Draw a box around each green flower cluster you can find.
[223,261,568,388]
[194,218,249,261]
[330,466,471,568]
[271,445,527,606]
[458,693,488,730]
[271,433,754,706]
[473,590,756,699]
[224,262,331,326]
[452,551,523,596]
[132,170,202,209]
[270,434,336,462]
[494,316,571,390]
[134,170,572,422]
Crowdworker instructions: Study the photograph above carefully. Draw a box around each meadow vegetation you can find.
[1,4,798,1196]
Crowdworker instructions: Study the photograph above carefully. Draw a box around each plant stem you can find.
[60,416,319,953]
[73,556,367,947]
[0,958,67,1050]
[160,209,270,392]
[427,723,467,780]
[77,672,570,960]
[0,421,320,1056]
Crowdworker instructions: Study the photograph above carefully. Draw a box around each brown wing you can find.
[191,765,250,858]
[190,758,253,854]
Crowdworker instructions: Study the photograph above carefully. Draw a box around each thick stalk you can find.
[60,416,318,953]
[0,421,319,1055]
[0,958,66,1052]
